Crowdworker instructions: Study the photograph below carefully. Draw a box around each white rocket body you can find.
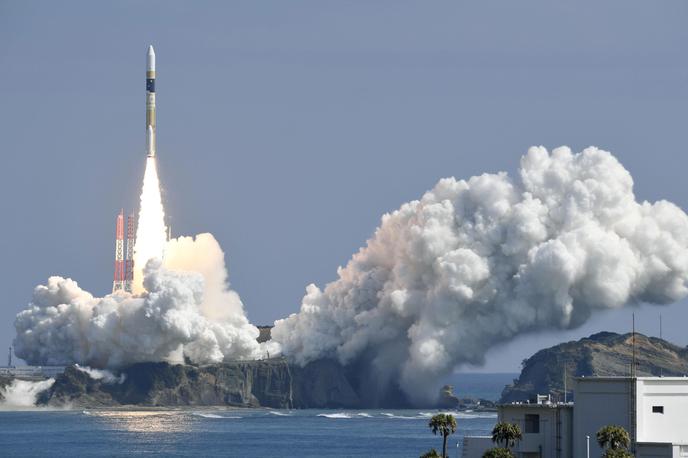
[146,46,156,158]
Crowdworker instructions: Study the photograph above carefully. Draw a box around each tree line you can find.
[421,414,633,458]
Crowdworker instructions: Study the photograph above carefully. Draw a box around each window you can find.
[652,405,664,414]
[680,445,688,457]
[524,414,540,433]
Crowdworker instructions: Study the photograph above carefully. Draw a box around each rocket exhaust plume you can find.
[12,46,276,368]
[132,156,167,293]
[272,146,688,405]
[13,233,271,368]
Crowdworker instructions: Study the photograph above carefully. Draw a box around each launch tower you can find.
[125,212,135,292]
[112,210,125,292]
[112,210,136,293]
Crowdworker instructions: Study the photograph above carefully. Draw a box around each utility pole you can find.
[632,313,636,378]
[586,435,590,458]
[660,314,663,377]
[564,365,567,403]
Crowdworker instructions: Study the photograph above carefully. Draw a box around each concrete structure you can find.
[498,401,573,458]
[463,376,688,458]
[574,377,688,458]
[462,436,493,458]
[0,366,65,380]
[0,348,65,380]
[462,397,573,458]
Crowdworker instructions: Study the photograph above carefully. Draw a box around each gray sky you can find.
[1,0,687,372]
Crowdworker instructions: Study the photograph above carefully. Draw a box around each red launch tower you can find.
[125,212,135,292]
[112,210,125,292]
[112,210,136,293]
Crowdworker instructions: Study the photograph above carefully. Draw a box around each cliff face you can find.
[38,358,361,409]
[500,332,688,403]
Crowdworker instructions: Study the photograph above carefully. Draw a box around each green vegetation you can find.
[427,413,457,458]
[596,425,633,457]
[482,447,515,458]
[419,448,441,458]
[601,450,634,458]
[491,422,522,450]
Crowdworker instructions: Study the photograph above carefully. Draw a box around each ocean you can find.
[0,373,515,458]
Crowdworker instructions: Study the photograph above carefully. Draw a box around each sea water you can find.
[0,373,513,457]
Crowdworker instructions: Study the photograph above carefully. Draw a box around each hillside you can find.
[500,332,688,403]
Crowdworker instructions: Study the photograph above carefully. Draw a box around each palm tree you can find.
[428,413,457,458]
[491,422,522,450]
[596,425,633,457]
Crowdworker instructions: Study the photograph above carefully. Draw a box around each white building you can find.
[463,376,688,458]
[574,377,688,458]
[463,398,573,458]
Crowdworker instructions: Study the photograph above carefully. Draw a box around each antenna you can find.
[564,365,567,403]
[632,313,636,378]
[8,346,12,367]
[660,314,663,377]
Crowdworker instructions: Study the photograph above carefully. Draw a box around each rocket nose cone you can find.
[147,45,156,71]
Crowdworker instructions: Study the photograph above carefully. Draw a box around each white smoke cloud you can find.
[75,365,125,384]
[272,146,688,404]
[14,233,274,368]
[0,379,54,409]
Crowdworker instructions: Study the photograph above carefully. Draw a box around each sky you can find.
[1,0,687,372]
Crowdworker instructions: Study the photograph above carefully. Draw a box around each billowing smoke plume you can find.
[272,146,688,404]
[14,233,273,368]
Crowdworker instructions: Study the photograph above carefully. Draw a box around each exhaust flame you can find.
[133,157,167,293]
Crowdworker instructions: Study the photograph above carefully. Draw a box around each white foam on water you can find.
[380,413,419,420]
[193,412,242,419]
[317,412,353,419]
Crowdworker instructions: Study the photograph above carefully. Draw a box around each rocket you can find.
[146,45,156,158]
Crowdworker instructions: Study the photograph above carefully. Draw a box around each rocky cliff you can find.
[38,358,361,409]
[500,332,688,403]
